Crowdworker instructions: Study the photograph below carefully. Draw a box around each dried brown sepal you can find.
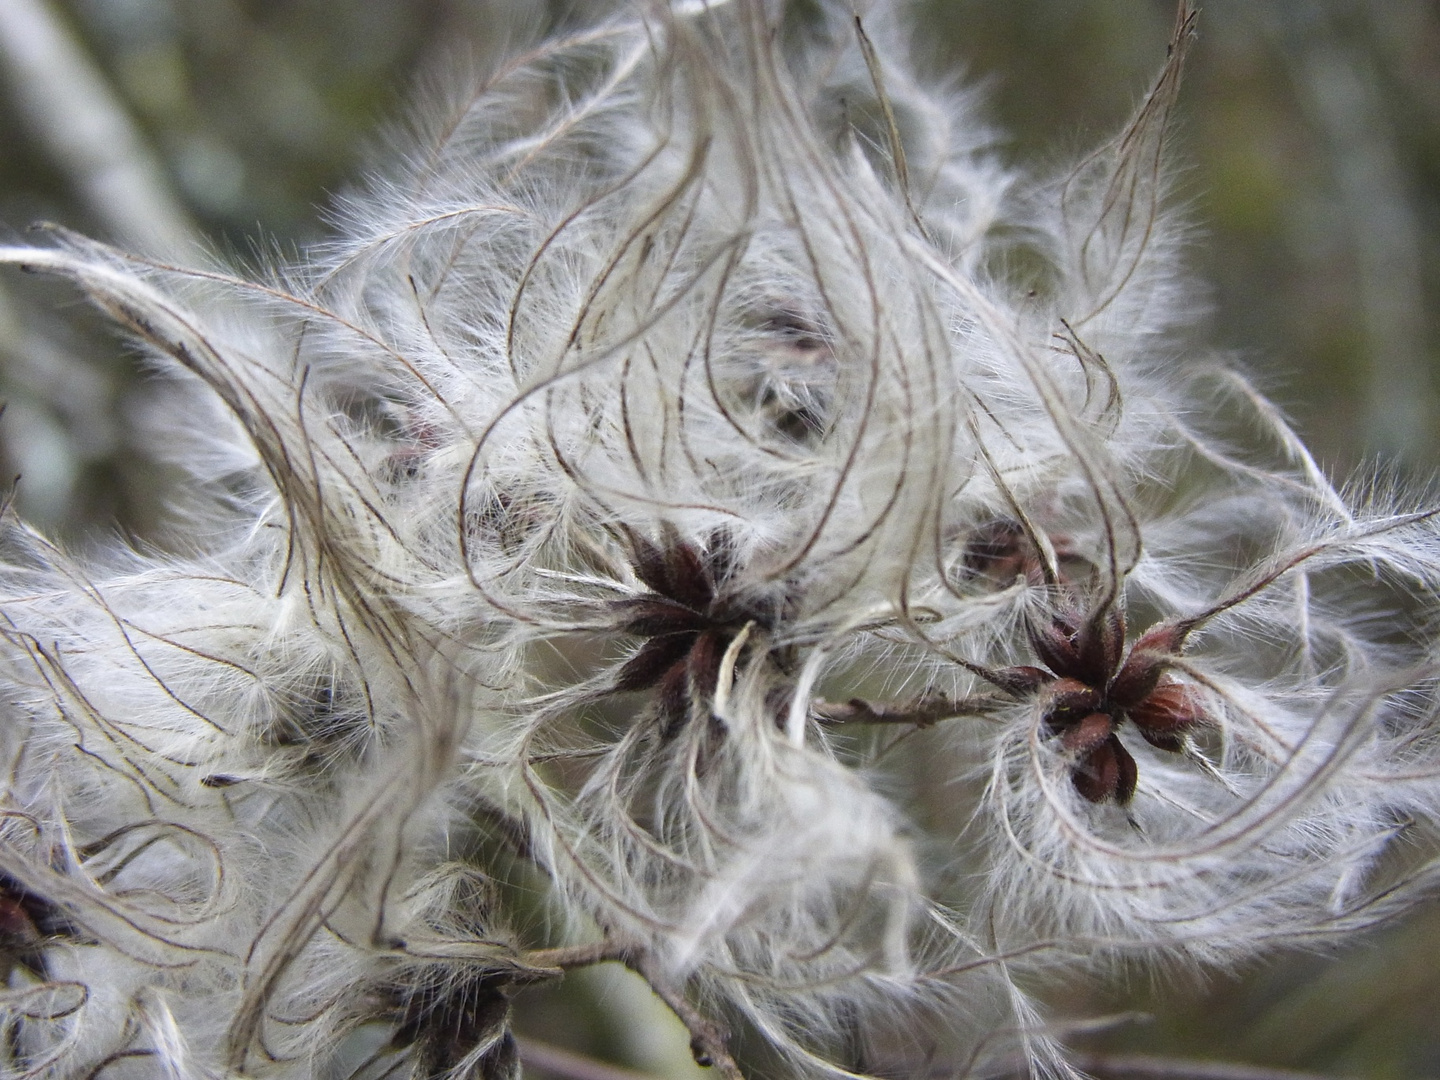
[1138,728,1185,753]
[616,598,706,636]
[1114,736,1139,804]
[1128,680,1207,742]
[1031,604,1122,687]
[1073,735,1138,804]
[703,529,739,590]
[1030,615,1084,681]
[627,530,674,598]
[687,630,725,704]
[1073,737,1118,803]
[1042,678,1104,732]
[989,664,1053,698]
[1130,620,1190,656]
[665,539,716,612]
[1076,606,1126,687]
[614,632,697,693]
[1107,649,1168,709]
[1108,620,1191,706]
[657,660,692,739]
[1061,711,1114,755]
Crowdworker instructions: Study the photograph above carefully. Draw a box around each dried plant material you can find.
[2,3,1440,1078]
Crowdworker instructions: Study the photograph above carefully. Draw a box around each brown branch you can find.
[516,1037,660,1080]
[465,786,739,1076]
[524,941,630,971]
[464,794,739,1075]
[624,951,743,1080]
[814,694,1001,726]
[1070,1052,1359,1080]
[519,926,741,1077]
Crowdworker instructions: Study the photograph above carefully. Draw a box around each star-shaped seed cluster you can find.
[610,533,774,737]
[1002,608,1210,804]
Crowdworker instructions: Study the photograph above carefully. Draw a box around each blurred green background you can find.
[1,0,1437,1076]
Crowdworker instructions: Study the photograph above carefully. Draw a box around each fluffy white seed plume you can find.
[3,1,1440,1078]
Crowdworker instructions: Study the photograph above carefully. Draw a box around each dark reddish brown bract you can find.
[1070,736,1139,804]
[609,532,773,740]
[0,874,70,978]
[1062,712,1114,755]
[1024,605,1209,805]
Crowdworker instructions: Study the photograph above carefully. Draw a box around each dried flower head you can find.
[2,1,1440,1078]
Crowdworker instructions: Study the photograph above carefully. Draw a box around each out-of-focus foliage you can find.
[0,1,1437,1076]
[4,0,1439,523]
[922,0,1440,471]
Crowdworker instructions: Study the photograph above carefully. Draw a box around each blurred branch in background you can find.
[0,0,195,255]
[0,0,195,534]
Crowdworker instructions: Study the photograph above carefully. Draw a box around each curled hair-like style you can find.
[3,2,1440,1078]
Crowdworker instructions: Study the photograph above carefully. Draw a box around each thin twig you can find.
[515,1036,660,1080]
[524,941,630,970]
[473,805,736,1077]
[625,951,743,1080]
[814,694,1000,726]
[1070,1052,1359,1080]
[520,923,737,1077]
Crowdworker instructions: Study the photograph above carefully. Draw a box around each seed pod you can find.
[1061,711,1114,755]
[1031,617,1083,680]
[617,598,706,636]
[1042,678,1104,732]
[1128,680,1206,740]
[615,632,698,692]
[1075,606,1125,687]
